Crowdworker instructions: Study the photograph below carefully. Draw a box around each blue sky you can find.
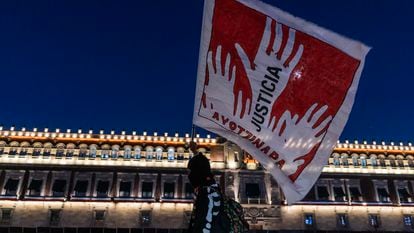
[0,0,413,143]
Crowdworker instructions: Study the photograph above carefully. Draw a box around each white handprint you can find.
[204,45,243,117]
[235,16,304,123]
[271,103,332,175]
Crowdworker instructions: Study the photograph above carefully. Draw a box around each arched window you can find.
[145,146,154,160]
[388,155,396,168]
[167,147,175,161]
[156,147,163,160]
[360,154,367,167]
[370,154,378,167]
[33,142,43,156]
[396,155,404,167]
[111,145,120,159]
[378,154,386,167]
[56,143,65,157]
[9,141,19,155]
[79,144,88,158]
[341,153,349,166]
[20,142,30,156]
[407,156,414,168]
[66,144,75,158]
[134,146,142,160]
[332,153,340,166]
[89,144,97,158]
[43,143,52,157]
[123,146,132,159]
[351,153,359,167]
[101,144,110,159]
[177,147,185,161]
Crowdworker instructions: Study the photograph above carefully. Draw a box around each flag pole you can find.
[190,124,196,142]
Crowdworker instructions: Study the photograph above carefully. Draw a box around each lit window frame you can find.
[337,213,348,228]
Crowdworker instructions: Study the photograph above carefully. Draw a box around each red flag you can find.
[193,0,370,204]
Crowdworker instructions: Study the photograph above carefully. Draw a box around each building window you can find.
[111,147,119,159]
[66,144,75,158]
[397,159,405,167]
[28,179,43,196]
[96,181,110,198]
[302,186,316,201]
[124,147,131,159]
[369,214,380,228]
[142,182,153,198]
[304,213,314,227]
[379,158,386,167]
[398,187,411,203]
[119,181,131,197]
[79,147,87,158]
[9,147,17,155]
[185,183,193,199]
[352,156,359,167]
[403,215,413,227]
[0,208,13,223]
[167,148,175,161]
[341,155,349,166]
[177,148,184,161]
[89,145,97,158]
[56,148,65,157]
[4,178,19,196]
[349,186,362,201]
[389,158,397,168]
[163,182,175,199]
[316,186,330,201]
[377,187,390,202]
[52,180,66,197]
[95,210,105,221]
[33,148,41,156]
[333,186,346,201]
[49,209,61,226]
[74,180,88,197]
[156,148,163,161]
[408,158,414,168]
[332,155,339,166]
[19,148,27,156]
[134,146,141,160]
[140,210,151,226]
[337,214,348,228]
[43,148,51,157]
[245,183,260,198]
[101,150,109,159]
[361,157,367,167]
[146,148,153,160]
[371,157,378,167]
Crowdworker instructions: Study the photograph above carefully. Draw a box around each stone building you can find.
[0,126,413,233]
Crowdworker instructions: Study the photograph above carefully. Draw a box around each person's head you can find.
[187,152,213,188]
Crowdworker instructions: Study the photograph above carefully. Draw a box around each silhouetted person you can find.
[187,142,227,233]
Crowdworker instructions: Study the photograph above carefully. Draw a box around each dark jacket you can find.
[188,182,228,233]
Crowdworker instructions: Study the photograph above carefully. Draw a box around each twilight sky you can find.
[0,0,413,143]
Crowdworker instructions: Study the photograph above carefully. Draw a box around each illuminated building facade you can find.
[0,126,413,233]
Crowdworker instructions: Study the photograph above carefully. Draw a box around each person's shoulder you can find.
[200,183,220,194]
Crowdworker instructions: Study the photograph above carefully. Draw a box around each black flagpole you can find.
[190,124,196,142]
